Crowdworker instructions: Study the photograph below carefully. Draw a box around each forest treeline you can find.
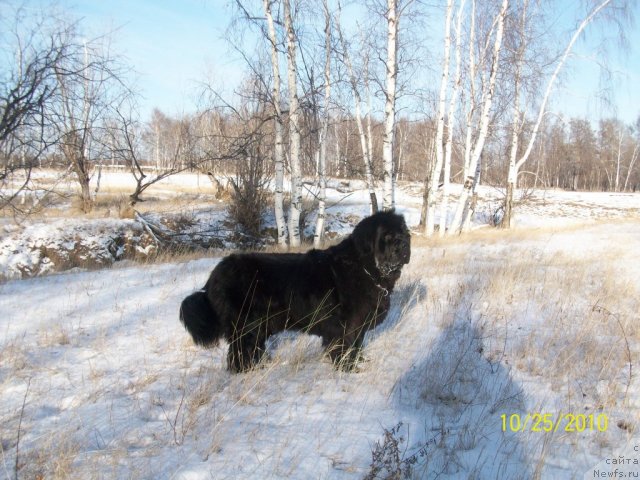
[138,108,640,193]
[1,1,637,243]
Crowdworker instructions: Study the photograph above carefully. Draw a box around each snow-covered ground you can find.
[1,173,639,479]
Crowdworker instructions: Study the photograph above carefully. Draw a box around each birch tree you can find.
[52,34,130,213]
[438,0,466,236]
[502,0,614,228]
[335,4,378,214]
[448,0,508,234]
[313,0,332,248]
[424,0,454,236]
[263,0,288,247]
[283,0,303,246]
[623,120,639,191]
[502,0,528,227]
[381,0,399,211]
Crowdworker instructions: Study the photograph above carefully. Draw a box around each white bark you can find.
[501,0,611,226]
[449,0,507,234]
[460,0,476,209]
[504,0,527,228]
[263,0,288,247]
[397,122,405,180]
[334,123,342,176]
[284,0,302,247]
[439,0,465,237]
[365,66,374,176]
[314,1,331,248]
[382,0,399,211]
[425,0,454,236]
[364,40,378,213]
[337,11,377,214]
[614,129,623,192]
[623,144,639,191]
[514,0,613,175]
[462,157,481,230]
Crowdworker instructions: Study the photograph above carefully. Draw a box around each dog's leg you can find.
[227,330,267,373]
[342,336,365,371]
[324,334,364,372]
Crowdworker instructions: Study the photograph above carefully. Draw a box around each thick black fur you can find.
[179,210,411,373]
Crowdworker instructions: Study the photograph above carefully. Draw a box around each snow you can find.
[1,173,639,479]
[0,218,154,280]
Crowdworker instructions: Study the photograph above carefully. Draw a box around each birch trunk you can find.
[284,0,302,247]
[419,135,435,227]
[314,1,331,248]
[504,84,521,227]
[364,47,378,213]
[501,0,612,227]
[56,66,94,214]
[449,0,507,234]
[382,0,398,211]
[623,145,639,191]
[453,0,475,232]
[334,123,341,176]
[425,0,454,236]
[503,0,527,229]
[462,157,481,230]
[614,130,623,192]
[397,123,405,181]
[513,0,613,187]
[438,0,465,237]
[337,12,378,214]
[263,0,288,247]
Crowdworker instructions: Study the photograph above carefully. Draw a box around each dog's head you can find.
[352,210,411,281]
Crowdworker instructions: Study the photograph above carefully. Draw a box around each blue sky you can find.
[33,0,640,124]
[61,0,240,115]
[556,1,640,125]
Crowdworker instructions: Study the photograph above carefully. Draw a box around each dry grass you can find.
[1,219,638,478]
[410,218,640,249]
[403,224,640,475]
[17,434,81,479]
[37,325,72,348]
[4,169,224,220]
[0,338,30,374]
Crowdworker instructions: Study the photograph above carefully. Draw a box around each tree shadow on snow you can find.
[385,278,534,479]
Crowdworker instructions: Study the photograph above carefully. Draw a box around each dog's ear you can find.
[374,226,389,261]
[351,214,378,258]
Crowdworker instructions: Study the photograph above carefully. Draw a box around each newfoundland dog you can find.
[179,210,411,373]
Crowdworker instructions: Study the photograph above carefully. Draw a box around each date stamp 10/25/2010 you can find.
[501,412,609,433]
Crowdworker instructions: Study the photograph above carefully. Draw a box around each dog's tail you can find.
[179,289,224,347]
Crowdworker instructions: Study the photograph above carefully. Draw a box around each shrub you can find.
[228,152,270,238]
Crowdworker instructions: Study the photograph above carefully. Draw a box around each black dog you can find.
[179,210,411,372]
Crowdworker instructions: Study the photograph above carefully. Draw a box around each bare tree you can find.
[335,2,378,214]
[448,0,508,234]
[262,0,289,247]
[502,0,529,227]
[0,7,70,214]
[439,0,466,236]
[623,117,640,191]
[313,0,332,248]
[51,28,131,213]
[424,0,454,236]
[503,0,617,227]
[283,0,303,246]
[381,0,399,211]
[109,104,194,206]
